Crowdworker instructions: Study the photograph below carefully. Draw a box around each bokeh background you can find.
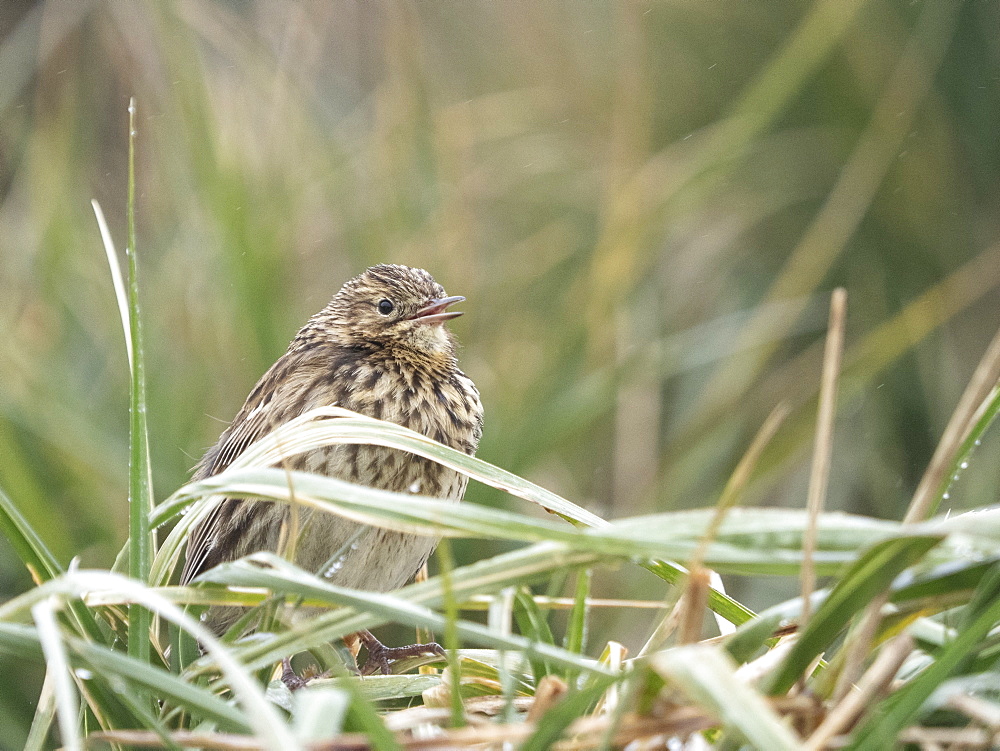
[1,0,998,742]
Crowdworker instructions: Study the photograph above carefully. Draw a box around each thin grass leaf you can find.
[890,558,1000,606]
[847,564,1000,750]
[151,409,607,531]
[765,534,944,695]
[336,677,403,751]
[520,673,622,751]
[310,674,441,702]
[291,687,349,742]
[32,598,81,751]
[485,587,519,720]
[642,559,756,627]
[436,537,465,727]
[91,199,131,368]
[156,467,896,577]
[147,412,764,623]
[198,553,616,680]
[0,486,108,676]
[930,384,1000,518]
[514,586,556,680]
[8,571,299,750]
[562,568,591,668]
[0,486,63,583]
[24,668,57,751]
[653,645,801,750]
[123,98,154,667]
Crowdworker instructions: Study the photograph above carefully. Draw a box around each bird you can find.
[180,264,483,675]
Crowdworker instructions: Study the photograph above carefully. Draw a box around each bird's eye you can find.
[377,299,395,315]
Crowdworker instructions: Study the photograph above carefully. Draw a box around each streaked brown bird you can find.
[181,264,483,674]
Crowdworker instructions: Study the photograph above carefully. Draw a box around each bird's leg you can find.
[356,629,446,676]
[281,656,309,691]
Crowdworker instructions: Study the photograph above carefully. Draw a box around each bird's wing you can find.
[179,404,274,584]
[180,357,309,585]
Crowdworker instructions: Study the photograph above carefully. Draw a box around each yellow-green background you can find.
[1,1,998,743]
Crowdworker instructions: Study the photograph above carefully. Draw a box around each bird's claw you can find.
[281,657,309,691]
[358,631,446,676]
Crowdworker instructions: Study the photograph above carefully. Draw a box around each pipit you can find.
[181,264,483,675]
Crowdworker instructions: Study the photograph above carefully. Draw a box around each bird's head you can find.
[319,264,465,358]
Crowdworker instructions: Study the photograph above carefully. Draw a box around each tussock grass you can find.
[2,170,999,746]
[2,2,1000,748]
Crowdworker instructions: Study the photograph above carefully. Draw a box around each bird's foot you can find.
[357,630,446,676]
[280,657,332,690]
[281,657,309,691]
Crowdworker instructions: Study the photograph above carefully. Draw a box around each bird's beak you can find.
[412,295,465,325]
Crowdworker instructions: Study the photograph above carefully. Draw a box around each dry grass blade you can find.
[801,288,847,628]
[831,590,890,704]
[678,567,711,645]
[831,323,1000,702]
[805,633,914,751]
[689,401,790,570]
[526,675,568,723]
[89,705,718,750]
[91,199,131,368]
[903,324,1000,524]
[638,402,789,655]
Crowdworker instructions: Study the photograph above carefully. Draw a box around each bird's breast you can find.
[298,355,482,500]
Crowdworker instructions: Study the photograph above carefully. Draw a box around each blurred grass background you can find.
[0,0,998,743]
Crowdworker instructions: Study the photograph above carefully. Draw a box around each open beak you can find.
[412,295,465,325]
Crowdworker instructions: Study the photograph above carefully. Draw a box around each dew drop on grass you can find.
[408,480,422,494]
[960,460,969,469]
[75,668,94,680]
[325,555,348,578]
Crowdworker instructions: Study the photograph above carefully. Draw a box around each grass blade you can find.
[32,598,81,751]
[123,98,154,666]
[847,564,1000,749]
[198,554,616,679]
[0,485,63,583]
[0,622,249,731]
[562,567,590,659]
[23,667,57,751]
[652,645,801,750]
[765,534,943,695]
[0,486,106,644]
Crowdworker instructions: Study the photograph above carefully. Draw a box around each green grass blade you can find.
[199,553,615,679]
[6,571,300,749]
[23,668,57,751]
[848,563,1000,750]
[562,567,591,660]
[124,98,154,666]
[150,409,606,529]
[338,677,403,751]
[64,637,248,731]
[291,687,349,742]
[652,645,801,750]
[765,534,944,695]
[0,485,107,641]
[436,537,465,728]
[924,384,1000,520]
[0,485,63,582]
[641,559,755,627]
[513,586,556,680]
[155,468,890,576]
